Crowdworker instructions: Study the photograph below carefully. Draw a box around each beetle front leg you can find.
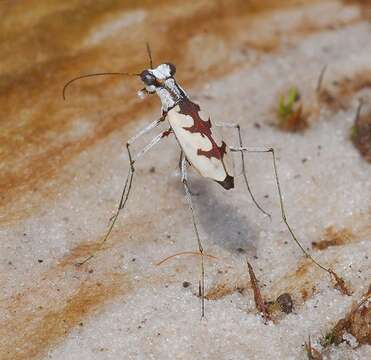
[77,122,169,266]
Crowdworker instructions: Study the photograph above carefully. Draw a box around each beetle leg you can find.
[180,153,205,318]
[216,122,271,219]
[77,119,168,266]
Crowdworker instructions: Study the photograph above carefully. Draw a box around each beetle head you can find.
[139,63,176,94]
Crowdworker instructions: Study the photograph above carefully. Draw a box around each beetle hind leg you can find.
[229,145,347,287]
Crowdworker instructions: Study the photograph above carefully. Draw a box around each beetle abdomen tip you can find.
[217,175,234,190]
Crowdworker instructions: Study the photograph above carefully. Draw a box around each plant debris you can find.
[351,100,371,163]
[277,87,309,132]
[318,70,371,111]
[329,269,352,296]
[304,336,323,360]
[182,281,191,288]
[322,284,371,347]
[276,293,294,314]
[266,292,294,316]
[246,259,271,321]
[156,251,218,266]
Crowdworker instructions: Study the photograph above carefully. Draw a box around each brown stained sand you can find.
[199,256,316,312]
[205,283,238,301]
[343,0,371,20]
[205,282,246,301]
[318,70,371,111]
[270,258,320,304]
[0,213,190,359]
[312,226,355,250]
[274,250,352,298]
[312,216,371,251]
[300,286,318,301]
[204,278,295,321]
[211,213,367,309]
[57,242,106,268]
[203,262,295,318]
[0,0,362,224]
[0,0,285,222]
[1,267,131,360]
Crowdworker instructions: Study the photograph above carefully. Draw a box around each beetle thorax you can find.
[155,78,187,112]
[140,63,188,112]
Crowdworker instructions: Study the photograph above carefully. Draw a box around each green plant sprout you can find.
[278,86,299,122]
[277,86,309,132]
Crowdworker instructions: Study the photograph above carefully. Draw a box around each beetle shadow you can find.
[183,179,259,258]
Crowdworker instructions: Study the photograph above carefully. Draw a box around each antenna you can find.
[62,72,140,100]
[146,42,153,69]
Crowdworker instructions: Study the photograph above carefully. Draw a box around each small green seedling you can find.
[278,86,300,119]
[277,86,308,132]
[320,330,337,348]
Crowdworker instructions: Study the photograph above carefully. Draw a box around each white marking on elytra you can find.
[63,48,348,318]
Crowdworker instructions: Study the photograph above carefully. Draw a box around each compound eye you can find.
[140,70,156,85]
[166,63,176,76]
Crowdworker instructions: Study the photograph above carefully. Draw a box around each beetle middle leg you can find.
[180,152,205,318]
[178,151,199,196]
[216,122,271,219]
